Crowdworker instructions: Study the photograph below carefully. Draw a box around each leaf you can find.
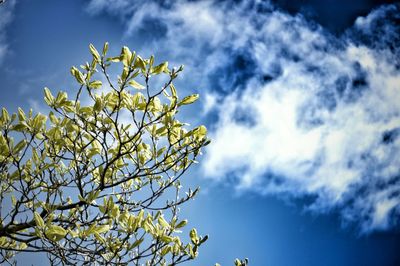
[107,56,120,62]
[70,66,85,84]
[95,225,111,234]
[170,83,177,98]
[12,123,28,132]
[78,194,86,203]
[49,111,58,124]
[129,238,144,250]
[151,62,168,74]
[178,94,199,106]
[156,147,167,157]
[156,126,168,136]
[160,245,172,256]
[134,56,146,71]
[121,46,132,67]
[189,228,199,245]
[93,96,103,112]
[19,243,28,250]
[199,234,209,244]
[45,225,67,242]
[158,215,170,229]
[175,219,188,229]
[102,42,109,56]
[89,80,102,89]
[128,79,145,90]
[34,212,45,228]
[89,43,101,62]
[13,139,27,154]
[94,232,106,245]
[160,235,174,243]
[121,67,129,81]
[1,108,10,123]
[18,107,26,121]
[44,87,55,106]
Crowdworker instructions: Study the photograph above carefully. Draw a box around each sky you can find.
[0,0,400,265]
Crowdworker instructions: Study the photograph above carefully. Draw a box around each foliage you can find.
[0,43,217,265]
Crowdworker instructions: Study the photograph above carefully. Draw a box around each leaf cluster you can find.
[0,43,210,265]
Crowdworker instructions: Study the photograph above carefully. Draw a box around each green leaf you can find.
[12,123,28,132]
[151,62,168,74]
[189,228,199,245]
[13,139,27,154]
[102,42,109,56]
[199,234,209,244]
[45,225,67,242]
[49,111,58,124]
[94,232,106,244]
[89,80,102,89]
[2,108,10,123]
[19,243,28,250]
[128,79,145,90]
[93,96,103,112]
[34,212,45,228]
[149,55,154,67]
[158,215,170,228]
[160,245,172,256]
[107,56,120,62]
[134,56,146,71]
[78,194,86,203]
[156,126,168,136]
[70,66,85,84]
[234,259,241,266]
[43,87,55,106]
[178,94,199,106]
[18,108,26,121]
[121,46,133,67]
[170,84,177,98]
[89,43,101,62]
[160,235,174,243]
[95,225,110,234]
[175,219,188,229]
[128,238,144,250]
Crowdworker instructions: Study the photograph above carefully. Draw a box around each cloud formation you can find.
[87,0,400,232]
[0,0,16,64]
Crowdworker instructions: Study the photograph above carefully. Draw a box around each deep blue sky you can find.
[1,0,400,265]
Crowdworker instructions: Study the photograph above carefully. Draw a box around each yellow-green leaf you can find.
[102,42,109,56]
[45,225,67,242]
[178,94,199,106]
[128,79,145,89]
[44,87,54,106]
[13,139,27,154]
[89,43,101,62]
[189,228,199,245]
[89,80,102,89]
[95,225,111,234]
[70,66,85,84]
[18,107,26,121]
[175,219,188,229]
[34,212,45,228]
[151,62,168,74]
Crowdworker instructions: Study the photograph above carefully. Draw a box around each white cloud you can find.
[86,0,400,232]
[0,0,16,64]
[86,0,133,16]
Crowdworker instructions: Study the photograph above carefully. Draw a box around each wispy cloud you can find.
[86,0,400,232]
[0,0,16,64]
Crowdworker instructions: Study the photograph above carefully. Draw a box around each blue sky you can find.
[1,0,400,265]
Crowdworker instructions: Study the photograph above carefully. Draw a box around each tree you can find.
[0,43,248,265]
